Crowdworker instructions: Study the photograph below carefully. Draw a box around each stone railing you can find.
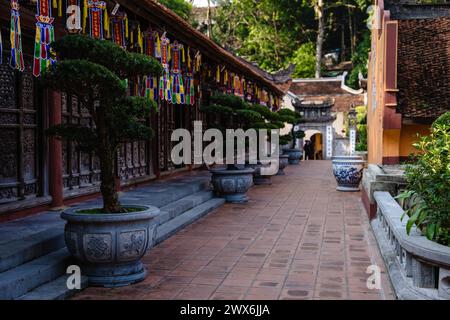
[372,191,450,300]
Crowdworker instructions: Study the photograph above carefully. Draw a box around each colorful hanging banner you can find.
[143,30,158,102]
[33,0,56,77]
[159,33,171,102]
[10,0,24,71]
[185,47,195,105]
[111,11,126,48]
[170,41,185,105]
[87,0,106,39]
[66,0,82,34]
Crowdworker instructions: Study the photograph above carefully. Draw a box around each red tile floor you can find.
[73,160,395,300]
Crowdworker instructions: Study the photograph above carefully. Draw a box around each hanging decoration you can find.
[33,0,56,77]
[234,75,243,97]
[159,33,171,101]
[111,11,126,48]
[170,41,185,105]
[66,0,82,34]
[185,47,195,105]
[87,0,106,39]
[143,30,158,102]
[10,0,24,71]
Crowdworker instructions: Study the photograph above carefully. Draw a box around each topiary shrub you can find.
[43,35,162,213]
[396,111,450,246]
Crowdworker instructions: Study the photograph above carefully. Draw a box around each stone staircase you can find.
[0,172,224,300]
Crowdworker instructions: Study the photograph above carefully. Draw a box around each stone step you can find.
[17,274,88,300]
[0,248,72,300]
[155,198,225,244]
[0,227,66,273]
[157,190,214,225]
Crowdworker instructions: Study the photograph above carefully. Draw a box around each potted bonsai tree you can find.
[200,94,261,202]
[278,109,305,164]
[43,35,163,287]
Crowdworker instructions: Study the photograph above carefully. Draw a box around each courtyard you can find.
[73,161,394,300]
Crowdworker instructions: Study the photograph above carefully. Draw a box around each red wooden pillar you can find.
[49,90,64,209]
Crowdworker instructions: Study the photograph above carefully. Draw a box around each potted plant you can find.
[278,109,304,164]
[200,94,260,202]
[43,35,163,287]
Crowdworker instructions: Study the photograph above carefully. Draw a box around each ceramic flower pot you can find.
[210,167,254,203]
[277,154,289,175]
[332,157,366,191]
[283,148,303,165]
[61,205,159,287]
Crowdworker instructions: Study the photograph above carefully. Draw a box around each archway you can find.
[303,130,323,160]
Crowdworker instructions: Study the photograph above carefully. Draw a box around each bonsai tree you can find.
[275,108,304,148]
[396,111,450,245]
[43,35,162,213]
[200,93,262,169]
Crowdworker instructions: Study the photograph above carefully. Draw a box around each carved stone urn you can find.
[332,156,366,191]
[283,148,303,165]
[61,205,159,287]
[277,154,289,175]
[210,167,254,203]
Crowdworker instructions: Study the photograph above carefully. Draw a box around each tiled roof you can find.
[396,17,450,121]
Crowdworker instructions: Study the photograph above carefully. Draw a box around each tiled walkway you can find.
[73,161,394,300]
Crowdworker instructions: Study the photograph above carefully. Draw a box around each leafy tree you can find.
[158,0,193,21]
[291,42,316,78]
[43,35,162,213]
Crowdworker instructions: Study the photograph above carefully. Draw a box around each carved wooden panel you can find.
[61,93,101,193]
[0,50,41,204]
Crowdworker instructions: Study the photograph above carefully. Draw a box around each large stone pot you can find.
[283,148,302,165]
[210,168,254,203]
[277,155,289,175]
[332,157,366,191]
[61,205,159,287]
[247,162,273,185]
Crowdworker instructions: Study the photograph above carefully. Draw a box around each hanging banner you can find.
[66,0,82,33]
[185,47,195,105]
[159,33,171,102]
[88,0,106,39]
[111,11,126,48]
[10,0,24,71]
[143,30,158,102]
[170,41,185,105]
[33,0,56,77]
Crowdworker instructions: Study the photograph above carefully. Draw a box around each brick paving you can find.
[73,160,394,300]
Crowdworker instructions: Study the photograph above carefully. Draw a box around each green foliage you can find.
[291,42,316,78]
[347,30,370,89]
[396,112,450,246]
[43,35,162,213]
[158,0,193,20]
[355,106,367,151]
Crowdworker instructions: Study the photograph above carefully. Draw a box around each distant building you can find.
[285,74,365,159]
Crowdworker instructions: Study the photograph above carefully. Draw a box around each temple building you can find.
[366,0,450,165]
[0,0,286,219]
[284,74,365,159]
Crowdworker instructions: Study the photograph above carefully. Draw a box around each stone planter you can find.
[277,155,289,175]
[247,162,273,185]
[332,157,366,191]
[355,151,368,161]
[210,167,254,203]
[283,148,302,165]
[61,205,159,287]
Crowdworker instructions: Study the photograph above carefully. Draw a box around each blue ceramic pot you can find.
[332,157,365,191]
[210,168,254,203]
[283,148,302,165]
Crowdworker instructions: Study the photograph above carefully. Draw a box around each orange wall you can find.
[399,124,430,157]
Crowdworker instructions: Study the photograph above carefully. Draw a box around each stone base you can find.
[254,176,272,185]
[337,185,360,192]
[288,159,300,165]
[84,261,147,288]
[276,170,285,176]
[221,193,249,203]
